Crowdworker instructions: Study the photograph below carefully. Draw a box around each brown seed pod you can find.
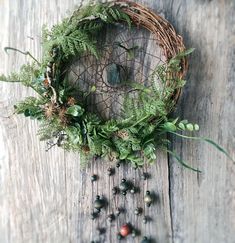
[44,102,56,119]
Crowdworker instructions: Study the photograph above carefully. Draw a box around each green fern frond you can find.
[77,20,104,32]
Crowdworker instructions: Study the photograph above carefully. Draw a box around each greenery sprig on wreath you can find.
[1,1,233,171]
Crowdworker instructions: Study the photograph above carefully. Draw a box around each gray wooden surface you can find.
[0,0,235,243]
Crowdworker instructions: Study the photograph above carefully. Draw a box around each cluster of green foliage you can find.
[1,2,232,171]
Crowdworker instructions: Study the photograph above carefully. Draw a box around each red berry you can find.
[120,224,131,237]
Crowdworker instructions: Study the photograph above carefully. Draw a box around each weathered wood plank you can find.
[0,1,172,243]
[2,0,235,243]
[168,1,235,243]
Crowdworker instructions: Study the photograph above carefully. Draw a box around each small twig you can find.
[45,141,58,152]
[27,36,35,40]
[0,115,13,119]
[45,71,57,104]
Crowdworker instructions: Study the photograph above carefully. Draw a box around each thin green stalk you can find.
[0,79,20,83]
[131,114,150,128]
[4,47,41,65]
[169,131,235,163]
[167,149,202,173]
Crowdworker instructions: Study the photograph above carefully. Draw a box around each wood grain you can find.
[0,1,171,243]
[168,1,235,243]
[0,0,234,243]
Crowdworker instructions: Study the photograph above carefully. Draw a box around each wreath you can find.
[1,1,232,170]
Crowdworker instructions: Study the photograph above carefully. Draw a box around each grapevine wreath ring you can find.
[2,1,232,170]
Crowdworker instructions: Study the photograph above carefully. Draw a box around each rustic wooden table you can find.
[0,0,235,243]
